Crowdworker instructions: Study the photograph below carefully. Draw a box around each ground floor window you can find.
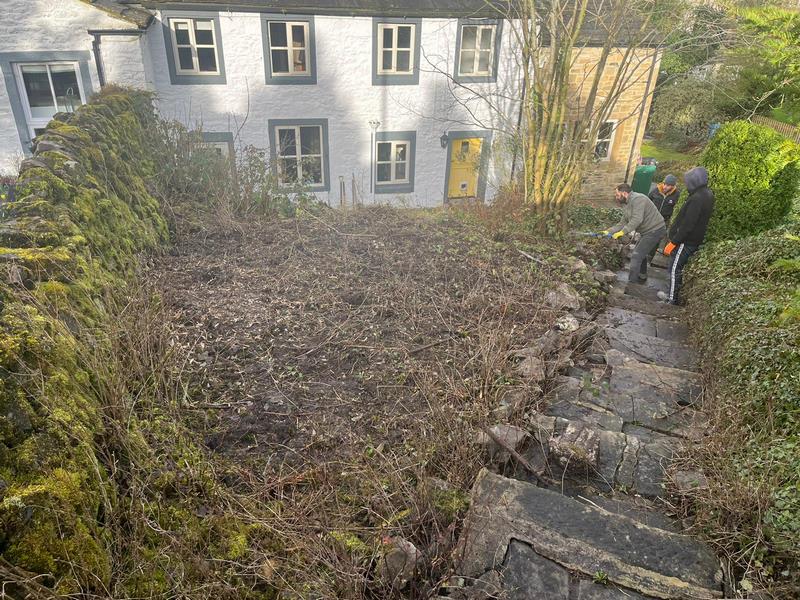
[374,131,416,194]
[13,62,85,139]
[594,121,617,159]
[268,119,330,191]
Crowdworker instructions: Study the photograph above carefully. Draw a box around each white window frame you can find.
[13,61,86,140]
[275,124,325,187]
[457,24,496,77]
[593,120,617,161]
[376,23,416,75]
[169,17,220,75]
[375,140,411,185]
[267,21,311,77]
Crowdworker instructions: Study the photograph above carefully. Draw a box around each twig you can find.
[517,248,545,265]
[480,425,554,486]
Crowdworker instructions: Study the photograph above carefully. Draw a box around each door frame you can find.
[442,129,493,204]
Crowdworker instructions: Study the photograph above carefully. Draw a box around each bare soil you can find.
[152,208,558,473]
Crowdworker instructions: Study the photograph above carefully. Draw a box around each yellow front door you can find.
[447,137,482,199]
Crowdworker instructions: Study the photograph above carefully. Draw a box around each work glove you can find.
[664,241,676,256]
[609,230,625,240]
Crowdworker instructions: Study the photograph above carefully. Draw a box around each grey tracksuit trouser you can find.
[629,226,667,282]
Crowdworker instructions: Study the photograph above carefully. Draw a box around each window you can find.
[13,62,85,140]
[262,16,317,85]
[593,121,616,159]
[372,18,422,85]
[268,22,310,76]
[169,18,220,74]
[374,131,416,194]
[454,19,502,83]
[161,11,226,85]
[377,24,415,74]
[201,132,234,158]
[268,119,330,190]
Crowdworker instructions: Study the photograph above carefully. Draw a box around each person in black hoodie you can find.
[658,167,715,305]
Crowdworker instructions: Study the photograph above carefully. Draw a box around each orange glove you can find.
[664,242,677,256]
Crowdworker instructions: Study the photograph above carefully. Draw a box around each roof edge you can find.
[80,0,155,28]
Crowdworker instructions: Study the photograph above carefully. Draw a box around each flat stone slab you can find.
[457,470,724,599]
[655,319,689,342]
[598,307,657,338]
[606,329,698,371]
[610,363,702,406]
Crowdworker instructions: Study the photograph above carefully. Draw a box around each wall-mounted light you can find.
[440,132,449,149]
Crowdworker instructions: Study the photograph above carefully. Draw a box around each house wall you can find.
[144,10,524,207]
[0,0,149,173]
[570,47,662,199]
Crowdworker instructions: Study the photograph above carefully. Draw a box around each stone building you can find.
[0,0,660,205]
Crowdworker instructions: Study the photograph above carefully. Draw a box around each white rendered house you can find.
[0,0,660,205]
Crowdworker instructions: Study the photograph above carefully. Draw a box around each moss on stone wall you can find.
[0,90,167,592]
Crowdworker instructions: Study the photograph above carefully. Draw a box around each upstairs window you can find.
[262,16,317,85]
[170,18,220,74]
[454,19,502,83]
[13,62,85,140]
[377,23,415,74]
[268,21,310,76]
[372,18,422,86]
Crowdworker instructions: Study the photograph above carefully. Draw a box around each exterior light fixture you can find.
[440,132,449,149]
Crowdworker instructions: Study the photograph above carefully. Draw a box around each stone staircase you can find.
[448,265,725,599]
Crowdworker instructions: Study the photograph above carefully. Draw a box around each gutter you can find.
[88,28,147,88]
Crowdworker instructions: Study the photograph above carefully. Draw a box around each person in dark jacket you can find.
[658,167,715,305]
[648,174,680,223]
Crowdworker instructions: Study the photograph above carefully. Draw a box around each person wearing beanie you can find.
[648,174,680,224]
[657,167,715,305]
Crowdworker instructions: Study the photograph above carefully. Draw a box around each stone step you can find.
[607,293,683,319]
[457,470,724,600]
[605,328,698,371]
[597,307,689,343]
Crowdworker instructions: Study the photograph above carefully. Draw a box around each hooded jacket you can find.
[668,167,715,246]
[609,191,666,237]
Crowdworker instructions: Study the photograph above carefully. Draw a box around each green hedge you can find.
[685,220,800,586]
[0,90,168,592]
[702,121,800,242]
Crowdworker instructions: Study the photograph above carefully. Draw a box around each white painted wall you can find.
[0,0,148,173]
[145,11,524,207]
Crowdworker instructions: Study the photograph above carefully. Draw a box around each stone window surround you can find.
[372,17,422,86]
[453,18,503,84]
[0,51,94,154]
[374,131,417,194]
[161,10,227,85]
[261,14,318,85]
[267,118,331,192]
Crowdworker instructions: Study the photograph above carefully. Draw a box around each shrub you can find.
[702,120,800,242]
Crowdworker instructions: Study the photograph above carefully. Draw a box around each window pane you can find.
[291,25,306,48]
[33,128,47,137]
[197,48,217,72]
[382,50,393,71]
[395,144,407,161]
[382,27,393,50]
[173,22,190,45]
[301,156,323,184]
[479,27,494,50]
[598,121,614,139]
[396,50,411,72]
[478,50,491,73]
[377,142,391,162]
[272,49,290,73]
[269,22,288,47]
[377,163,391,182]
[460,50,475,74]
[395,162,406,180]
[21,65,55,119]
[177,47,194,70]
[194,20,214,45]
[50,65,81,112]
[278,158,298,183]
[278,128,297,157]
[595,141,610,158]
[397,26,412,49]
[293,50,307,73]
[461,26,477,50]
[300,126,321,155]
